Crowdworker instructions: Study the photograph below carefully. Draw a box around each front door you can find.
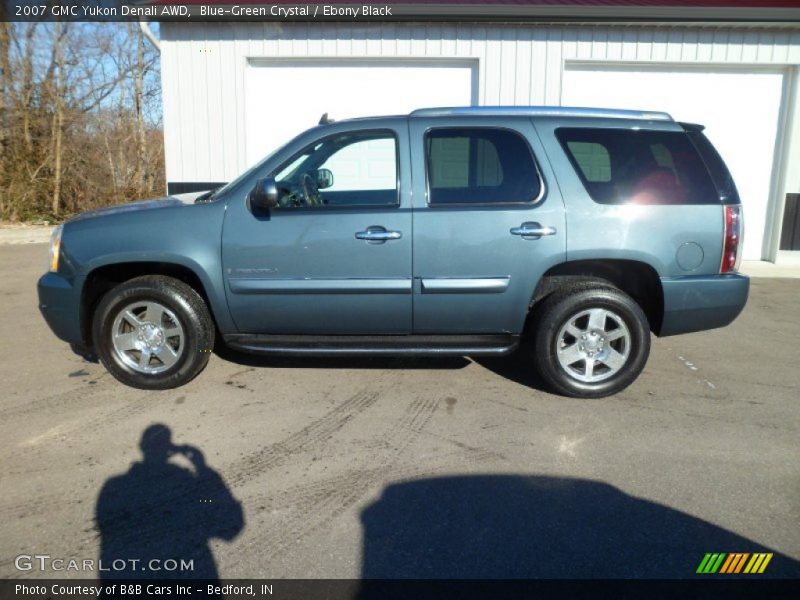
[409,117,567,334]
[222,123,412,334]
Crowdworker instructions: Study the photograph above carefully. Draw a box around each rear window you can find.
[426,128,541,205]
[556,128,719,205]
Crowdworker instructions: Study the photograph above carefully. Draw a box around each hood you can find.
[66,196,191,224]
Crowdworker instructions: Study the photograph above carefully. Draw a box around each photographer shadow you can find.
[95,424,244,581]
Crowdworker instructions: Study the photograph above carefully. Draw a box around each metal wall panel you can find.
[161,23,799,185]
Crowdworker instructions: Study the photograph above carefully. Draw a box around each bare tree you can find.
[50,21,67,216]
[0,16,9,216]
[0,23,164,222]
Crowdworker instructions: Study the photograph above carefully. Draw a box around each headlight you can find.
[48,224,63,273]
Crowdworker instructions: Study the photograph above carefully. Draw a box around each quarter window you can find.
[686,129,740,204]
[557,128,719,205]
[426,128,541,205]
[565,141,611,182]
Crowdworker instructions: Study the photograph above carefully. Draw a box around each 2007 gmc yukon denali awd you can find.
[38,106,749,398]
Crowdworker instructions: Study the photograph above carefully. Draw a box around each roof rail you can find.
[409,106,673,121]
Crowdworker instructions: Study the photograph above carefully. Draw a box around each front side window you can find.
[557,128,719,205]
[270,130,398,208]
[426,128,541,205]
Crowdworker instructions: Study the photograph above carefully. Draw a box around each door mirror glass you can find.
[315,168,334,190]
[248,177,279,211]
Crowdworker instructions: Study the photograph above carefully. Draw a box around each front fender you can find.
[61,200,235,335]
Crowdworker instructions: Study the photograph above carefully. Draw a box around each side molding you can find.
[420,277,510,294]
[228,278,413,295]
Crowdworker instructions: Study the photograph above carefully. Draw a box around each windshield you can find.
[208,128,321,200]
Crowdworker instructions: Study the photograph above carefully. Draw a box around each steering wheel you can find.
[300,173,323,206]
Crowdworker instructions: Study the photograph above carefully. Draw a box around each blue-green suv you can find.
[38,107,748,397]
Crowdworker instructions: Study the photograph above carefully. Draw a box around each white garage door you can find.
[245,60,475,167]
[562,65,785,260]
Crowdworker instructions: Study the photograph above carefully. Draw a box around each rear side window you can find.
[426,128,541,205]
[556,128,719,205]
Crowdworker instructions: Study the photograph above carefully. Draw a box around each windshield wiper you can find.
[194,186,224,203]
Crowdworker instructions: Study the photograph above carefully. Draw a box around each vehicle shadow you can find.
[473,349,552,394]
[95,424,244,583]
[357,474,800,585]
[216,343,557,394]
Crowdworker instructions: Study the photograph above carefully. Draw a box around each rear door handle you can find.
[355,226,402,244]
[510,222,557,240]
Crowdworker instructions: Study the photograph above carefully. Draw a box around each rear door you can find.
[409,116,567,334]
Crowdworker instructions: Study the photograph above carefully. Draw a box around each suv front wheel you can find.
[532,285,650,398]
[92,275,215,390]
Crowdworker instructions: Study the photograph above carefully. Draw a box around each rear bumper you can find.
[659,273,749,337]
[38,272,83,344]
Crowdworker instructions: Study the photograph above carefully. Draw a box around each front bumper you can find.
[38,272,83,344]
[659,273,749,337]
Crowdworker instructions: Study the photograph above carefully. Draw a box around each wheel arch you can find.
[530,259,664,334]
[80,261,223,348]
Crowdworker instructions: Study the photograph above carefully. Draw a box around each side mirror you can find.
[248,177,279,211]
[315,168,334,190]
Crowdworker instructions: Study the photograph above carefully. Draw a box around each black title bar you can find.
[4,1,800,23]
[3,579,800,600]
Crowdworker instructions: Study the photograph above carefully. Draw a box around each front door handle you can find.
[355,226,402,244]
[510,222,557,240]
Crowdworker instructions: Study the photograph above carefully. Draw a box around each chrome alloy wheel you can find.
[110,301,185,374]
[555,308,631,383]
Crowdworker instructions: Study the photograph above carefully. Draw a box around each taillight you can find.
[720,205,743,273]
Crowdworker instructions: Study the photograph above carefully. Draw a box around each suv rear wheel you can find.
[92,275,214,390]
[532,284,650,398]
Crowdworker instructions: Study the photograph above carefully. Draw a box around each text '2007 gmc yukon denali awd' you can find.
[38,106,748,398]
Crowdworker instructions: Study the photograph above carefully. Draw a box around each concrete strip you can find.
[0,225,54,245]
[741,258,800,279]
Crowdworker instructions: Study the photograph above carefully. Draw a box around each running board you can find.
[223,334,519,357]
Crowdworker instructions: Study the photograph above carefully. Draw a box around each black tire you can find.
[92,275,215,390]
[531,283,650,398]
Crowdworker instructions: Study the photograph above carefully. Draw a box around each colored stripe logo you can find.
[696,553,773,574]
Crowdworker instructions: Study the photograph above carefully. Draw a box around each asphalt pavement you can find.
[1,242,798,579]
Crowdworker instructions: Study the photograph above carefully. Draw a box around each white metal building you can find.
[159,21,800,262]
